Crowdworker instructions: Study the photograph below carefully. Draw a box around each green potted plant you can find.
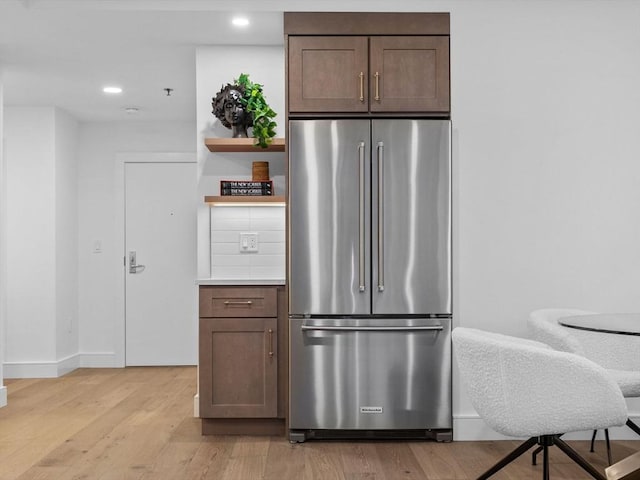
[212,73,278,148]
[235,73,278,148]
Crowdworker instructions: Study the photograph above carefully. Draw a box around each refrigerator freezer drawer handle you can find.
[301,325,444,332]
[358,141,366,293]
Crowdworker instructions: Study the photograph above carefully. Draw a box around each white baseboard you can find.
[4,360,64,378]
[57,354,80,377]
[453,415,512,441]
[454,414,640,441]
[79,352,117,368]
[3,352,117,378]
[193,393,199,417]
[0,386,6,408]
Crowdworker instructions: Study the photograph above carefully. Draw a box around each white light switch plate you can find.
[239,232,258,253]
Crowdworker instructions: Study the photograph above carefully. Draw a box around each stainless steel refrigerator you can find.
[288,119,452,443]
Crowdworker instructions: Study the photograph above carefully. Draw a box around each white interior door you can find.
[125,161,197,366]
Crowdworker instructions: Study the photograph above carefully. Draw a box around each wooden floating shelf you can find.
[205,137,285,153]
[205,195,286,205]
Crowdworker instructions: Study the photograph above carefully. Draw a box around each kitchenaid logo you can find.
[360,406,383,414]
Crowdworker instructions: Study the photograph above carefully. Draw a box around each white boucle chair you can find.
[528,308,640,464]
[452,327,627,480]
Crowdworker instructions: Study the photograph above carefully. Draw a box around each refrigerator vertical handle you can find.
[377,141,385,292]
[358,141,366,292]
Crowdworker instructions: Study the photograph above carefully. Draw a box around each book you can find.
[220,180,273,196]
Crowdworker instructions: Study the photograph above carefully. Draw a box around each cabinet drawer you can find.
[200,286,277,318]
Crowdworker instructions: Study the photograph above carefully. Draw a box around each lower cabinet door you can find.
[199,317,277,418]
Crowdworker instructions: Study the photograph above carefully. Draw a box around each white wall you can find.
[449,1,640,425]
[55,109,79,368]
[0,69,6,406]
[4,108,57,377]
[195,46,285,279]
[77,121,194,364]
[3,107,79,377]
[4,115,194,374]
[452,0,640,325]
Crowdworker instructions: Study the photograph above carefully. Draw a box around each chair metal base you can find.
[589,429,612,465]
[531,419,640,469]
[583,419,640,467]
[478,434,605,480]
[626,418,640,436]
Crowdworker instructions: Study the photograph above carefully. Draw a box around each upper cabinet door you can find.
[369,36,450,113]
[288,36,369,113]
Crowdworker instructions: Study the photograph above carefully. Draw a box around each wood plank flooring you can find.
[0,367,637,479]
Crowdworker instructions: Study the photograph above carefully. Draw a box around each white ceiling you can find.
[0,0,291,122]
[0,0,433,123]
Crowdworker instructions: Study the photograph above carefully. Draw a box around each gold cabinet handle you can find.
[223,300,253,306]
[268,328,274,358]
[374,72,380,101]
[359,72,364,102]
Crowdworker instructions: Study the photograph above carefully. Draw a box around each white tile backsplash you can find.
[210,205,285,280]
[211,231,241,243]
[211,266,253,279]
[250,216,285,231]
[211,254,251,267]
[255,231,286,243]
[250,255,286,267]
[253,242,285,255]
[211,217,252,231]
[250,206,284,220]
[210,243,240,255]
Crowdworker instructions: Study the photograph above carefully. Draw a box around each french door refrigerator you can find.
[288,119,452,442]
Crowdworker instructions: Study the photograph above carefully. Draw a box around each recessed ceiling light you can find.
[103,86,122,94]
[232,17,249,27]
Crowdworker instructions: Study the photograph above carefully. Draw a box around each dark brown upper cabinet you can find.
[285,13,450,116]
[288,35,449,114]
[288,36,369,113]
[369,36,449,113]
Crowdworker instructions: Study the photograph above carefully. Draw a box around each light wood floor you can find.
[0,367,637,480]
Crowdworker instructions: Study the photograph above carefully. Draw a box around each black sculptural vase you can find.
[212,84,252,138]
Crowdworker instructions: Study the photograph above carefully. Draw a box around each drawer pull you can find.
[359,71,364,102]
[374,71,380,101]
[268,329,274,358]
[223,300,253,306]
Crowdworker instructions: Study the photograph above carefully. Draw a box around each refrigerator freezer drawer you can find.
[289,317,452,433]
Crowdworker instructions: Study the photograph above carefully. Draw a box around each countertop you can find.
[197,278,285,286]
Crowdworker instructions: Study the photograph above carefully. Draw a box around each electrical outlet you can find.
[239,232,259,253]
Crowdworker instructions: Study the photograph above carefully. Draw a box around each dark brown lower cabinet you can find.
[199,317,277,418]
[199,285,286,435]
